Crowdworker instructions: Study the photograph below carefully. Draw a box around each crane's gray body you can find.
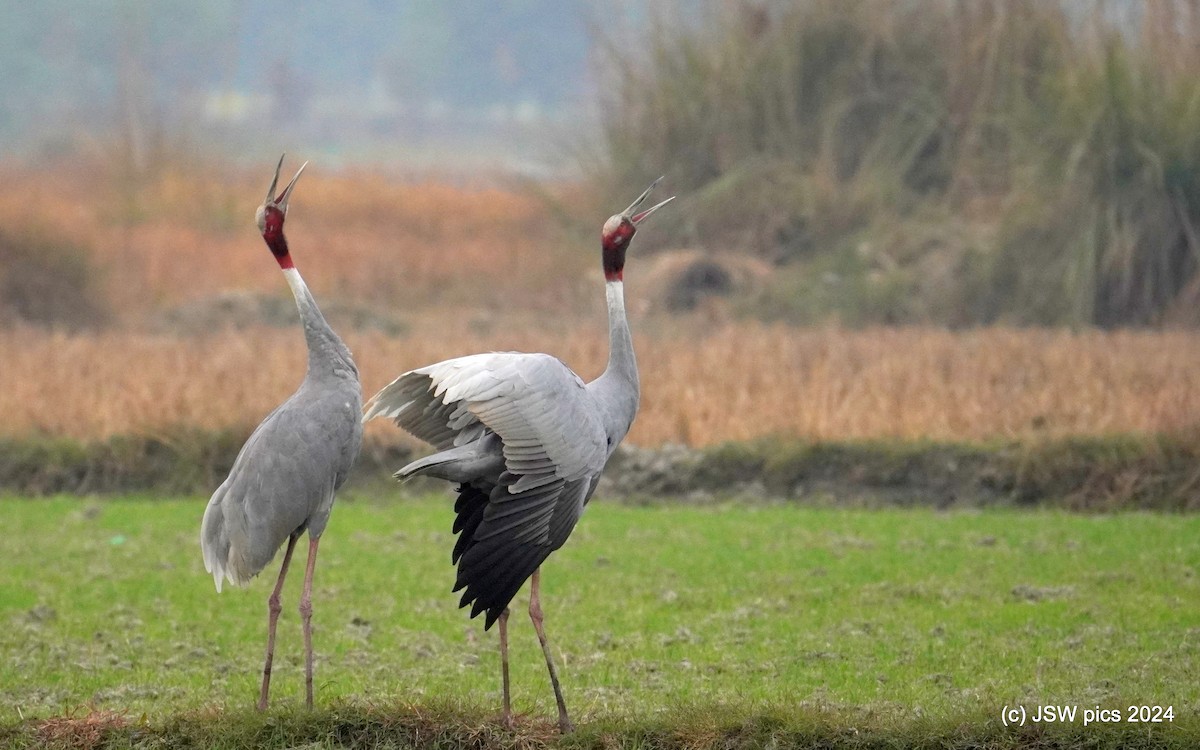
[365,280,638,628]
[202,269,362,592]
[365,181,668,736]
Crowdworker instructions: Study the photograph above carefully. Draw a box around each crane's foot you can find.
[557,714,575,734]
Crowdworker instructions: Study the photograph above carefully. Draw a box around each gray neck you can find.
[283,267,357,381]
[588,280,640,451]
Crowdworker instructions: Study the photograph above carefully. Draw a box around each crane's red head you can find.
[601,177,675,282]
[255,154,308,270]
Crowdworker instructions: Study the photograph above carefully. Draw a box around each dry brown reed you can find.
[0,162,591,321]
[3,164,1200,449]
[3,324,1199,447]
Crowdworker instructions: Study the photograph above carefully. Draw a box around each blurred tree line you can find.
[593,0,1200,328]
[0,0,592,157]
[8,0,1200,330]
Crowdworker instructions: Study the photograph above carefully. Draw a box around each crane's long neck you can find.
[281,266,357,381]
[589,279,640,451]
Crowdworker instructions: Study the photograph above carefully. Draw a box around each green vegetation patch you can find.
[0,431,243,496]
[0,432,414,496]
[6,431,1200,510]
[609,434,1200,510]
[0,497,1196,748]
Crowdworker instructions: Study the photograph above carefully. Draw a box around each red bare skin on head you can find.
[602,220,636,282]
[261,205,294,269]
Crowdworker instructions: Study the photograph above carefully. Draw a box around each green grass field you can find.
[1,495,1197,748]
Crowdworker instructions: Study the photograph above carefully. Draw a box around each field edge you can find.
[4,430,1200,510]
[3,700,1198,750]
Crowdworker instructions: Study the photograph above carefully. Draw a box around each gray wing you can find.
[201,383,362,592]
[451,476,595,628]
[364,351,608,492]
[365,352,608,627]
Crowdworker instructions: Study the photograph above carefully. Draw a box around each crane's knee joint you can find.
[268,594,283,614]
[298,600,313,619]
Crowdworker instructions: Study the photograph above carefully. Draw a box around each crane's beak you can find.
[265,153,308,215]
[631,195,675,225]
[623,176,675,225]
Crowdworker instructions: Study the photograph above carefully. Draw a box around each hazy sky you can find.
[0,1,646,172]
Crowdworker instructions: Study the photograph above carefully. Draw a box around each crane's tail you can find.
[200,484,260,593]
[203,553,226,593]
[200,502,230,593]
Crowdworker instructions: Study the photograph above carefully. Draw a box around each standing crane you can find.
[364,179,673,732]
[201,155,363,710]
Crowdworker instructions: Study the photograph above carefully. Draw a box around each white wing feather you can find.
[364,352,607,490]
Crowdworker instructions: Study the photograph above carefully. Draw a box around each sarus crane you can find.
[200,155,363,710]
[364,179,673,732]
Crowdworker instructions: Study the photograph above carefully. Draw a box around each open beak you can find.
[623,176,675,225]
[265,153,308,215]
[631,195,675,225]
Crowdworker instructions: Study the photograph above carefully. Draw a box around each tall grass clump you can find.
[1011,4,1200,327]
[592,0,1200,328]
[0,226,109,330]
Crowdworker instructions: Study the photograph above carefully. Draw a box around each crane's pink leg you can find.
[299,536,320,708]
[498,607,513,728]
[258,533,299,711]
[528,568,573,733]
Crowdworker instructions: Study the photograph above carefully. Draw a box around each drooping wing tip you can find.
[360,399,378,424]
[361,383,392,423]
[361,394,397,424]
[363,371,431,426]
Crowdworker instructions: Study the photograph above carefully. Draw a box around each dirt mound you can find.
[636,249,772,313]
